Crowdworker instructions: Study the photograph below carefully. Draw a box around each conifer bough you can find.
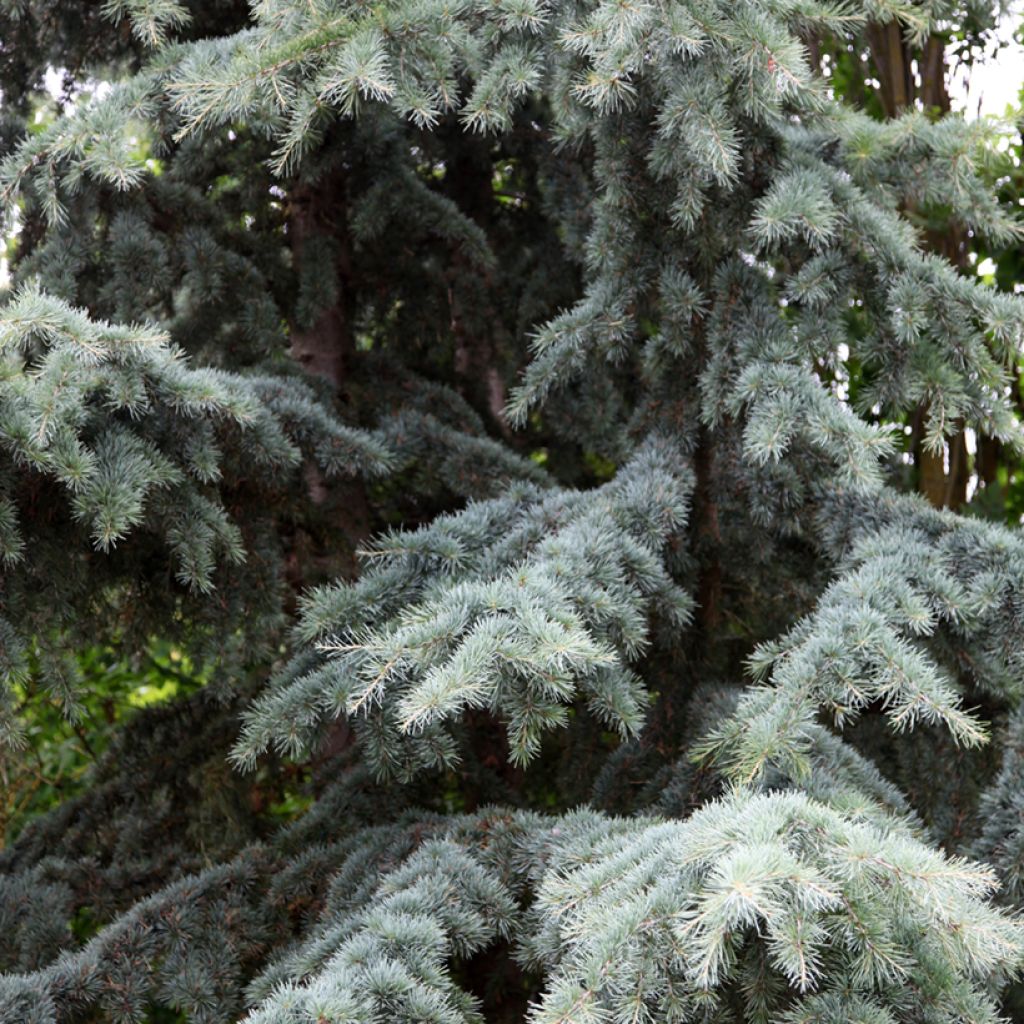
[2,0,1024,1021]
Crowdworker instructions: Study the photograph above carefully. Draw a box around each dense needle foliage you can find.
[4,0,1024,1021]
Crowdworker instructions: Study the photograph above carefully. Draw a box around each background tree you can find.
[3,1,1024,1023]
[803,0,1017,511]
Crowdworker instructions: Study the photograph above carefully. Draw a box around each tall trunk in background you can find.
[821,24,973,508]
[865,22,916,117]
[288,173,355,393]
[443,131,513,436]
[286,165,370,579]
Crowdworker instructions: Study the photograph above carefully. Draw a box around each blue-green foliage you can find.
[233,436,694,778]
[3,0,1024,1021]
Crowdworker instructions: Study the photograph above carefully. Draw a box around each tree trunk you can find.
[286,166,370,577]
[865,22,914,118]
[287,171,355,392]
[864,24,972,510]
[443,132,512,436]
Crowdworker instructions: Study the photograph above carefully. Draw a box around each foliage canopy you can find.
[3,0,1024,1021]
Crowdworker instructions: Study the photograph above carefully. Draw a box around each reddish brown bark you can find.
[286,167,369,571]
[287,172,355,391]
[861,24,975,510]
